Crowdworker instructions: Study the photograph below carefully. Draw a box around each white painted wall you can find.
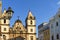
[27,20,35,25]
[1,26,9,32]
[0,19,10,40]
[50,12,60,40]
[27,27,36,33]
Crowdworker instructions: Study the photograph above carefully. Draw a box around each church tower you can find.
[0,6,14,40]
[25,10,36,40]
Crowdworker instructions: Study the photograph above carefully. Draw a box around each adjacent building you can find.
[38,23,44,40]
[43,23,50,40]
[49,8,60,40]
[38,22,48,40]
[38,8,60,40]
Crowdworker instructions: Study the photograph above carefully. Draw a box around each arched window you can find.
[4,19,6,23]
[31,29,33,32]
[57,34,59,39]
[4,28,6,31]
[30,20,32,25]
[30,16,32,19]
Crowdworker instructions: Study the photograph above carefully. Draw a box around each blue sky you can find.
[2,0,60,37]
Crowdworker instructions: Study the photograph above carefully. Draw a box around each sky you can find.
[2,0,60,37]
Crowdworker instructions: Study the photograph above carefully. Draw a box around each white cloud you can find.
[57,1,60,5]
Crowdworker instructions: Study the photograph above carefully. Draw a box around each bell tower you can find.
[0,7,14,40]
[25,10,36,40]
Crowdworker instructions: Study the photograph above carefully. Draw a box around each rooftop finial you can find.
[28,9,32,14]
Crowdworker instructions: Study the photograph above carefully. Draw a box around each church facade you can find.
[0,0,36,40]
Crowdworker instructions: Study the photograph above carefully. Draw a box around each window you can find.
[16,27,19,29]
[56,22,58,26]
[4,28,6,31]
[57,34,59,39]
[30,36,33,40]
[31,29,33,32]
[4,19,6,23]
[20,27,21,29]
[52,35,54,40]
[30,16,32,19]
[30,20,32,25]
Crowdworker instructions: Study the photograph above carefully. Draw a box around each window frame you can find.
[31,29,33,32]
[57,34,59,39]
[4,28,6,31]
[56,22,58,26]
[4,19,6,23]
[30,20,32,25]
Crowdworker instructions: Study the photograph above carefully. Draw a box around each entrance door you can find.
[16,36,24,40]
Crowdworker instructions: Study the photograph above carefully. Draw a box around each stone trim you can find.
[1,32,36,34]
[27,25,36,26]
[0,24,10,26]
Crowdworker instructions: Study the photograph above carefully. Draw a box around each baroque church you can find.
[0,0,36,40]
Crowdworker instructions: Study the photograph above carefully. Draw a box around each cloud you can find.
[57,1,60,5]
